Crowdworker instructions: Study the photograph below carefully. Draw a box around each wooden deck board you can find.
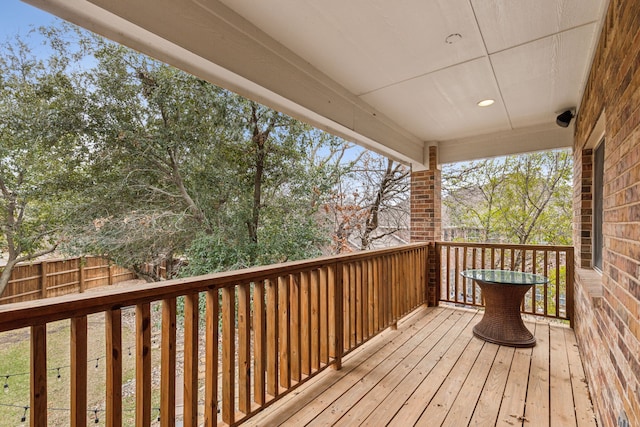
[359,311,476,426]
[337,310,477,426]
[243,306,595,427]
[247,307,447,426]
[525,322,550,427]
[468,345,515,427]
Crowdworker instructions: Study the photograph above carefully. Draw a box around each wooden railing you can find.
[435,242,574,323]
[0,243,429,426]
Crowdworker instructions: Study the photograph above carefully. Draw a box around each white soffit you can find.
[440,122,575,164]
[23,0,608,167]
[491,24,599,128]
[470,0,604,54]
[361,57,511,141]
[217,0,486,96]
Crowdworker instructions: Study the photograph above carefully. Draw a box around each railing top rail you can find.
[0,242,429,332]
[436,241,573,251]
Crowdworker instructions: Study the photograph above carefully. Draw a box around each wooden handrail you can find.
[0,243,431,426]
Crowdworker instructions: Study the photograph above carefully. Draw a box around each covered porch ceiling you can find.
[25,0,608,169]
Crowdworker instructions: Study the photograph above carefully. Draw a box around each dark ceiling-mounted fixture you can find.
[556,109,576,128]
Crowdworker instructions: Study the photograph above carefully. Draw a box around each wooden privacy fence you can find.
[0,243,430,427]
[0,257,136,305]
[435,242,574,323]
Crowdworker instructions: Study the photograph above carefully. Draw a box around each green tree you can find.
[0,31,88,295]
[442,150,572,245]
[60,32,342,277]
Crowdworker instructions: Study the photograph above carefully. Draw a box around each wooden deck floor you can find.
[244,306,596,427]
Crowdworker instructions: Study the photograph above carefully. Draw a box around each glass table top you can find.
[461,269,549,285]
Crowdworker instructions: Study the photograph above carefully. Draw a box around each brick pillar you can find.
[410,146,441,242]
[411,145,441,306]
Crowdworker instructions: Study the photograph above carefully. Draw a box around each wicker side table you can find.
[461,269,548,348]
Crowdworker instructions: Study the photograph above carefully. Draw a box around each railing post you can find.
[108,263,114,287]
[566,247,575,328]
[40,261,48,299]
[329,263,343,370]
[78,257,85,293]
[431,242,441,307]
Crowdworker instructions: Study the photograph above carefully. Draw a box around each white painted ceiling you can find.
[217,0,604,141]
[26,0,608,166]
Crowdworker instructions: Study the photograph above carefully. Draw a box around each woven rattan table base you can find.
[472,280,536,348]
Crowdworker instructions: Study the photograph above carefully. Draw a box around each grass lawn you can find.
[0,307,163,426]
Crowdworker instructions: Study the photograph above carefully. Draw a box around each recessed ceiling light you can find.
[445,33,462,44]
[477,99,495,107]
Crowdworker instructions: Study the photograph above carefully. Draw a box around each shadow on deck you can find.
[245,306,596,427]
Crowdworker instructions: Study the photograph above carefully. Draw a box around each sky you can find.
[1,1,58,40]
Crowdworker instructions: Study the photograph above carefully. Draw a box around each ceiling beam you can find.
[438,122,573,164]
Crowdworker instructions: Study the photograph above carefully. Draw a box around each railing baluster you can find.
[392,254,398,327]
[300,272,311,376]
[31,324,47,427]
[355,261,363,344]
[290,274,301,382]
[544,250,549,317]
[462,247,468,304]
[401,252,409,314]
[367,259,375,337]
[454,248,460,303]
[238,283,252,413]
[362,260,369,341]
[161,298,176,427]
[71,316,87,427]
[556,250,561,318]
[204,289,219,426]
[532,251,538,314]
[266,278,279,397]
[349,263,356,346]
[105,309,122,427]
[445,245,451,302]
[471,248,477,305]
[278,275,293,386]
[253,281,266,405]
[310,269,320,371]
[329,263,343,370]
[136,303,151,427]
[183,294,199,427]
[319,268,329,365]
[221,286,236,424]
[373,258,380,330]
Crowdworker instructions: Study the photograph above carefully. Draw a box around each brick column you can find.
[410,145,441,306]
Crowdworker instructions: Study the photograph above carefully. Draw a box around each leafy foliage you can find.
[0,29,90,294]
[52,29,345,278]
[0,24,409,293]
[442,151,572,245]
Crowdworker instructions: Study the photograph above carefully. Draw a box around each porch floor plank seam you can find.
[243,306,597,427]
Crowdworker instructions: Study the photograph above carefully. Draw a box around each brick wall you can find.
[573,0,640,425]
[410,145,441,306]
